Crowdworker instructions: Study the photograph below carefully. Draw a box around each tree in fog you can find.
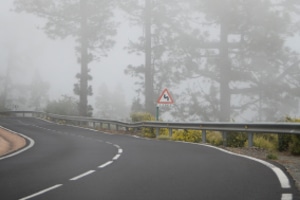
[14,0,117,116]
[45,95,79,116]
[173,0,298,121]
[120,0,191,115]
[95,83,129,120]
[28,70,50,111]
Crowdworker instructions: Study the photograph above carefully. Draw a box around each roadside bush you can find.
[226,132,247,147]
[130,112,157,138]
[253,134,277,151]
[278,134,291,151]
[172,129,201,143]
[206,131,223,146]
[290,135,300,155]
[284,117,300,155]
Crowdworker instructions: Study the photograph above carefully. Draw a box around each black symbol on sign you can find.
[164,94,169,101]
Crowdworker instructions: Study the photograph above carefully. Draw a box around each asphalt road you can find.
[0,117,298,200]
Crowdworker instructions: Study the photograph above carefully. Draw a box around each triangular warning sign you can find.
[157,88,174,104]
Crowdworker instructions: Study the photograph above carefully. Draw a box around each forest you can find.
[0,0,300,122]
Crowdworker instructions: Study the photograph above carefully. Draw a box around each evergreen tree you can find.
[14,0,117,116]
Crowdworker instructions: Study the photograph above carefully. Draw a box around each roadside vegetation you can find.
[131,113,300,156]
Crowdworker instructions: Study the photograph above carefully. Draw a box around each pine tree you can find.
[14,0,117,116]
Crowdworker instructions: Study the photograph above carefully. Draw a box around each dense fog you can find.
[0,0,300,122]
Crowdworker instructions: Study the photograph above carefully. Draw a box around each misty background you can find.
[0,0,300,122]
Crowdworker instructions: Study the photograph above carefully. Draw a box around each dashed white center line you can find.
[98,161,113,168]
[281,193,293,200]
[118,149,123,154]
[19,184,63,200]
[112,154,121,160]
[70,170,95,181]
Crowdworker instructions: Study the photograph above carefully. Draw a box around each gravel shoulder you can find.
[0,127,26,157]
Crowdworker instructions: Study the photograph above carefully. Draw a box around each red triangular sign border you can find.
[157,88,174,104]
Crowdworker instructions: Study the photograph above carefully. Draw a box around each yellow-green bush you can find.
[253,134,278,151]
[172,129,202,143]
[284,117,300,155]
[206,131,223,146]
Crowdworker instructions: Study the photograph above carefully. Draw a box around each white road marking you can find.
[19,184,63,200]
[281,193,293,200]
[106,142,113,145]
[118,149,123,154]
[70,170,95,181]
[98,161,113,168]
[112,154,121,160]
[0,126,35,161]
[196,143,291,189]
[114,144,120,149]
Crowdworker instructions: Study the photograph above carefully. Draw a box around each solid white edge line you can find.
[19,184,63,200]
[112,154,121,160]
[0,126,35,161]
[98,161,113,168]
[281,193,293,200]
[186,142,291,189]
[70,170,95,181]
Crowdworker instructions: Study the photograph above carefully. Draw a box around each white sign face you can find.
[157,88,174,104]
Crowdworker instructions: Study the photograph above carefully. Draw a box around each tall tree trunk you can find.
[79,0,88,116]
[219,20,231,122]
[144,0,155,115]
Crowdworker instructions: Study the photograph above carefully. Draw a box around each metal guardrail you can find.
[1,111,300,147]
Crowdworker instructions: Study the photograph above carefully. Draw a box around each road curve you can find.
[0,117,298,200]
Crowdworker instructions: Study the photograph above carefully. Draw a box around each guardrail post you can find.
[116,125,119,131]
[222,131,227,146]
[108,123,111,130]
[93,122,96,129]
[156,127,159,137]
[248,132,253,147]
[100,122,103,129]
[202,130,206,143]
[169,128,172,137]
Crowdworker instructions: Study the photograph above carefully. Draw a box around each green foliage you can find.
[171,129,202,143]
[284,117,300,155]
[254,134,278,151]
[131,112,154,122]
[206,131,223,146]
[267,152,278,160]
[130,112,156,138]
[278,134,291,152]
[45,95,79,116]
[226,132,247,148]
[290,135,300,155]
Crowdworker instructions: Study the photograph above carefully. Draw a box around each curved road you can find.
[0,117,298,200]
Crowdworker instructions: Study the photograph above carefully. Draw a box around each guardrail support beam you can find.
[156,127,159,137]
[248,132,253,147]
[222,131,227,146]
[202,130,206,143]
[169,128,172,137]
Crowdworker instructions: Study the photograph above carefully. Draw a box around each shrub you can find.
[172,129,201,143]
[130,112,157,138]
[253,134,277,151]
[284,117,300,155]
[290,135,300,155]
[226,132,247,147]
[206,131,223,146]
[278,134,291,152]
[267,152,278,160]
